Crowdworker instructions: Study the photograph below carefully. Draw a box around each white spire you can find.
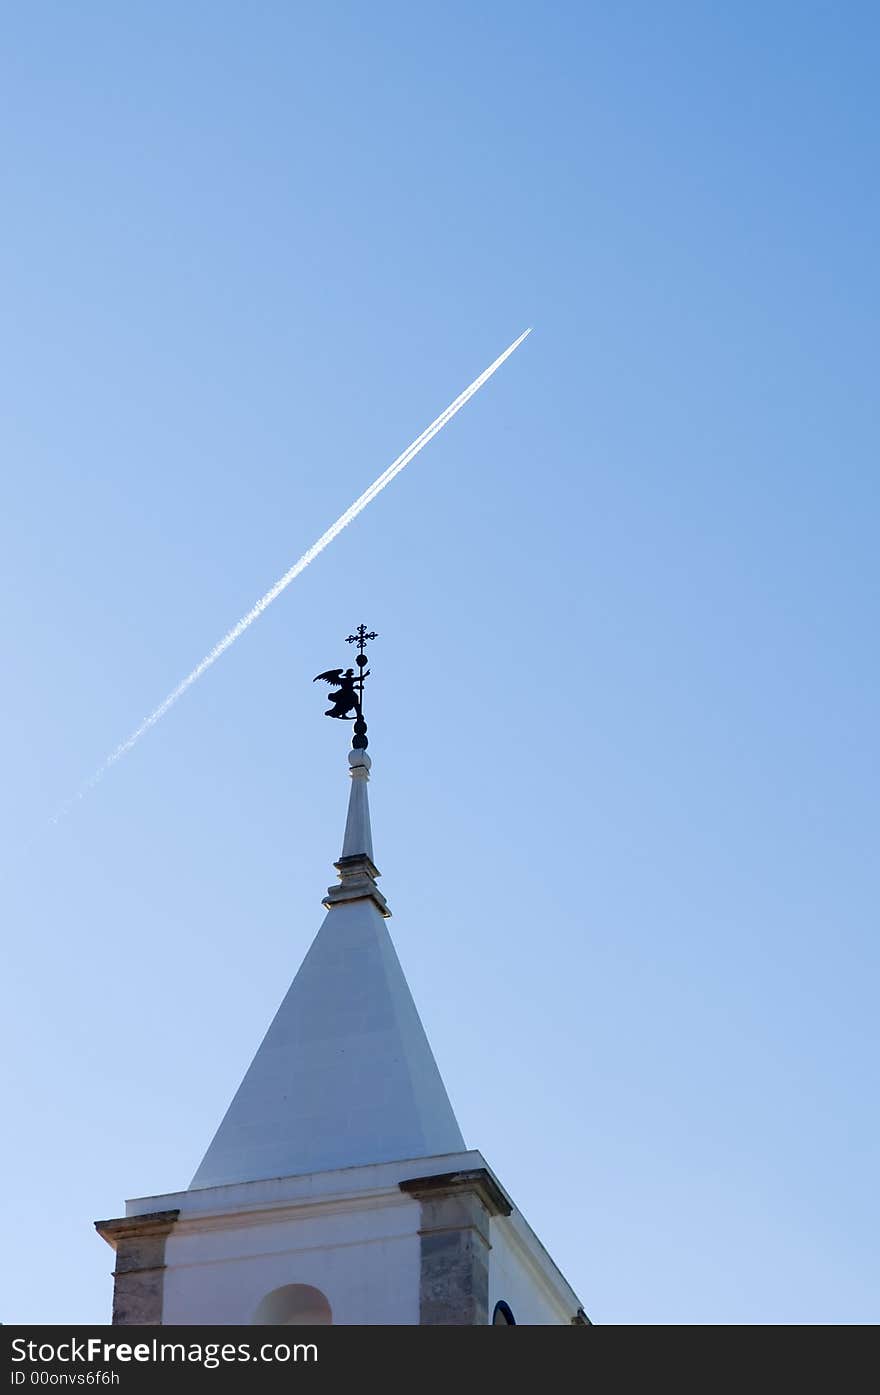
[189,750,464,1190]
[340,749,374,861]
[323,748,388,915]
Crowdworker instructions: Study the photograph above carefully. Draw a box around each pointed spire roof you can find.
[190,748,464,1190]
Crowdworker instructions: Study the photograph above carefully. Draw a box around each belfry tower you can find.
[96,629,587,1326]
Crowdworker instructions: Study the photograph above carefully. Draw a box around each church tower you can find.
[95,629,587,1325]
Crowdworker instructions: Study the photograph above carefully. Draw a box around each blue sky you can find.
[1,2,877,1324]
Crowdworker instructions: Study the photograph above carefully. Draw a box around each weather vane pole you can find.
[313,624,378,749]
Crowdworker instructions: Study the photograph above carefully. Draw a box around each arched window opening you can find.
[492,1300,516,1325]
[252,1283,333,1325]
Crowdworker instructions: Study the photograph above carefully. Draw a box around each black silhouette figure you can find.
[314,625,377,749]
[313,667,366,719]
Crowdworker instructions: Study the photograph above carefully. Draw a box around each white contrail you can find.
[55,328,531,816]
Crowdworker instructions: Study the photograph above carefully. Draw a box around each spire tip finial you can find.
[313,624,378,750]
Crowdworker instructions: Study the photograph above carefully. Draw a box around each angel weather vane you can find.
[314,624,378,749]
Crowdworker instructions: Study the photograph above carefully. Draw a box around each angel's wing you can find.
[313,668,344,684]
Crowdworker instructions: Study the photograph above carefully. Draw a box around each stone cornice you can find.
[398,1167,513,1217]
[94,1210,180,1251]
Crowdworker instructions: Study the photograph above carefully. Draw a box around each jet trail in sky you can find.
[55,328,531,817]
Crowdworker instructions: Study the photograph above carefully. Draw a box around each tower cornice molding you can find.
[323,854,390,916]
